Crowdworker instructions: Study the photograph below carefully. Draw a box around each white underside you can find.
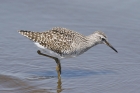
[34,42,74,59]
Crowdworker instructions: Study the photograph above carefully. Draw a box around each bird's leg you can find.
[37,50,61,79]
[37,50,56,59]
[54,58,61,77]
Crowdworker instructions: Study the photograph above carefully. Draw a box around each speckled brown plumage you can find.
[18,27,87,56]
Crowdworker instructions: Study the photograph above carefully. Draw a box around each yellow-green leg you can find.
[54,58,61,79]
[37,50,61,79]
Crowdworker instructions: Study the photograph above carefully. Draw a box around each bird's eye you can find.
[102,38,105,41]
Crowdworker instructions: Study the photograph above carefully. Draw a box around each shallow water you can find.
[0,0,140,93]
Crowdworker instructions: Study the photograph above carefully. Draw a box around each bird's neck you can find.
[77,34,99,54]
[72,33,99,55]
[85,34,99,47]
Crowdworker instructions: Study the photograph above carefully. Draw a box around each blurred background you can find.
[0,0,140,93]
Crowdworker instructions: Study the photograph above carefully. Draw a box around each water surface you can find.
[0,0,140,93]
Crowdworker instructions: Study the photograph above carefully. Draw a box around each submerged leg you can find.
[37,50,62,78]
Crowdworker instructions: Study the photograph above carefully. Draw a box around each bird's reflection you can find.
[57,77,62,93]
[36,50,63,93]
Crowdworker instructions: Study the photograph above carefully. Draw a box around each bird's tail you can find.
[18,30,41,42]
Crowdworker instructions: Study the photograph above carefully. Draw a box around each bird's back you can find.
[18,27,87,58]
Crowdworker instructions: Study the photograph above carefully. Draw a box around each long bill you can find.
[104,40,118,53]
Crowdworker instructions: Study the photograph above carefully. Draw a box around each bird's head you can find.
[94,31,118,53]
